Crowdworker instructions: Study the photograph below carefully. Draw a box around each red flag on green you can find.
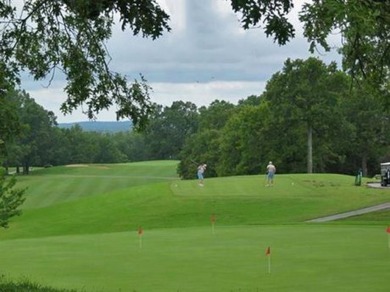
[265,246,271,256]
[386,226,390,234]
[210,214,216,224]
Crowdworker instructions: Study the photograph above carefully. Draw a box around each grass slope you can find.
[0,161,389,291]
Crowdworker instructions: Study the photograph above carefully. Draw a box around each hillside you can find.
[58,120,132,132]
[1,162,390,291]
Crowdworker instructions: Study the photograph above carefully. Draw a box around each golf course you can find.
[0,160,389,292]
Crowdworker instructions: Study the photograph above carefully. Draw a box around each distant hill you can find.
[58,121,133,133]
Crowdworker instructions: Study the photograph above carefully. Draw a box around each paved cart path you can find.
[307,202,390,223]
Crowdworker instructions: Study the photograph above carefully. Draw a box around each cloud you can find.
[24,0,341,123]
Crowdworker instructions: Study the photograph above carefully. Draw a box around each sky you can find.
[22,0,342,123]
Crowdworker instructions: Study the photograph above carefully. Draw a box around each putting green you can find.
[0,225,389,292]
[1,161,389,291]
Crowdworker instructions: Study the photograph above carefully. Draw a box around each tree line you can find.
[1,57,389,179]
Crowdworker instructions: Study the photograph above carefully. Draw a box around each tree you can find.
[198,100,237,130]
[0,86,22,167]
[0,168,25,228]
[94,133,127,163]
[299,0,390,107]
[2,1,388,131]
[7,91,58,173]
[338,84,390,176]
[0,0,169,129]
[178,100,236,179]
[144,101,199,160]
[231,1,390,106]
[263,57,349,173]
[114,131,149,162]
[178,129,221,179]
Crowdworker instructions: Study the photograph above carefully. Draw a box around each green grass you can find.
[0,161,389,291]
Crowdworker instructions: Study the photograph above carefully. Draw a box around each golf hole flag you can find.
[387,226,390,249]
[265,246,271,256]
[138,226,144,248]
[265,246,271,273]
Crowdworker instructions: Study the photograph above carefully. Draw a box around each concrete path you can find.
[306,202,390,223]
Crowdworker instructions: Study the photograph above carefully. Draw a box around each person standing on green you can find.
[266,161,276,186]
[197,164,207,186]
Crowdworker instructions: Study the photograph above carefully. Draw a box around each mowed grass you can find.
[0,161,389,292]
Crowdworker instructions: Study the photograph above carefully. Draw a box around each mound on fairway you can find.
[0,161,389,292]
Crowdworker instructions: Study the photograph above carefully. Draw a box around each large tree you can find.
[263,57,349,173]
[177,100,236,179]
[144,101,199,160]
[0,0,169,129]
[232,0,390,106]
[299,0,390,107]
[0,167,25,228]
[338,84,390,176]
[7,91,58,174]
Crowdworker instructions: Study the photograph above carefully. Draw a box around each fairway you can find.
[0,161,390,291]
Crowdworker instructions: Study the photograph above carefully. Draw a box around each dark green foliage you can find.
[0,169,25,228]
[0,275,80,292]
[230,0,295,45]
[300,0,390,107]
[144,101,199,160]
[177,101,236,179]
[0,91,21,156]
[0,1,169,129]
[177,58,389,178]
[3,90,57,173]
[178,129,221,179]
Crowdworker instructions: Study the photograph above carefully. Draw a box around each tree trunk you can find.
[307,125,313,173]
[23,163,29,175]
[361,155,368,177]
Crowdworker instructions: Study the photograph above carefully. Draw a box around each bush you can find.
[0,275,82,292]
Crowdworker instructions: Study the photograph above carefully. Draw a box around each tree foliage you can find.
[230,0,295,45]
[176,58,388,178]
[0,0,170,129]
[1,0,389,130]
[299,0,390,105]
[263,57,349,173]
[5,90,58,173]
[231,1,390,102]
[144,101,199,160]
[0,168,25,228]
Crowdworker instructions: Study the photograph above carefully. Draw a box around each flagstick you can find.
[265,246,271,274]
[137,226,144,249]
[267,255,271,274]
[210,214,216,235]
[386,227,390,250]
[388,234,390,250]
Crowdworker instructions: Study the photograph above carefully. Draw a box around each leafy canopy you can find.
[0,168,25,228]
[0,0,170,129]
[0,0,389,129]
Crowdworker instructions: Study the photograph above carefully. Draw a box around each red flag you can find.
[138,226,144,236]
[210,214,216,224]
[265,246,271,256]
[386,226,390,234]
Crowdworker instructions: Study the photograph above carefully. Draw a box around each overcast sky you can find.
[23,0,341,123]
